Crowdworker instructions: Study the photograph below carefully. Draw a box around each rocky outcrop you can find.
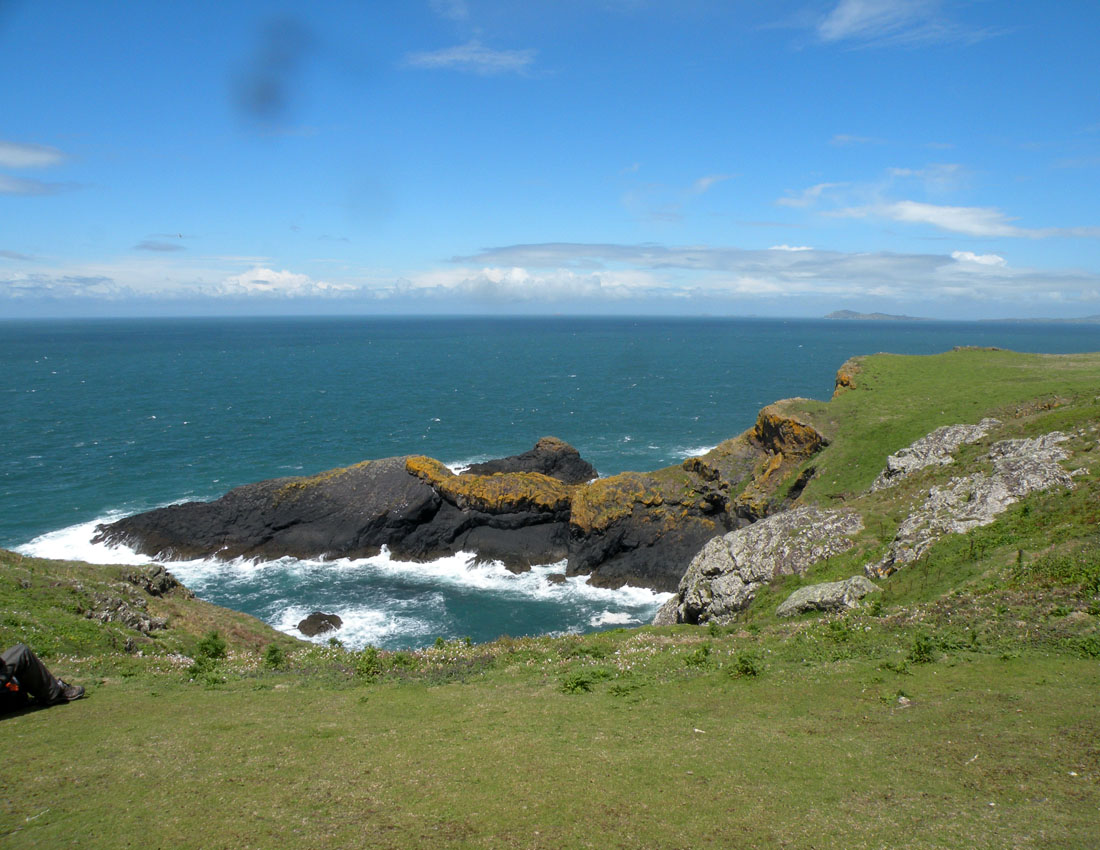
[870,418,1001,491]
[867,432,1076,578]
[96,410,831,593]
[297,611,342,637]
[123,565,191,598]
[654,507,864,625]
[464,436,597,484]
[775,576,880,618]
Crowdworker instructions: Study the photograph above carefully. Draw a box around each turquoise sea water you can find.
[4,316,1098,647]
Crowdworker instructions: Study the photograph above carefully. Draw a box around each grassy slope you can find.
[3,349,1100,849]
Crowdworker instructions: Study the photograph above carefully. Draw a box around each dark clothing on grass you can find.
[1,643,67,709]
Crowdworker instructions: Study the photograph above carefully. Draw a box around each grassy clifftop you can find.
[3,348,1100,848]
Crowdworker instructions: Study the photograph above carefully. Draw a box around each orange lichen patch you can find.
[753,406,827,456]
[569,473,664,533]
[832,356,863,396]
[406,456,571,514]
[273,460,373,504]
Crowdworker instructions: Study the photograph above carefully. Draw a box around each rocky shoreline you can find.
[93,407,829,592]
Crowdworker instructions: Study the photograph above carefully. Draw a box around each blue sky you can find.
[1,0,1098,318]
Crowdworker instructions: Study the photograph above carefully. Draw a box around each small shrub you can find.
[707,621,722,637]
[434,636,446,649]
[1075,634,1100,658]
[826,618,854,643]
[559,667,612,694]
[355,646,382,680]
[866,598,884,617]
[389,651,417,671]
[685,643,711,668]
[262,643,286,670]
[327,637,344,649]
[881,658,911,675]
[730,651,761,678]
[907,632,936,665]
[196,630,227,661]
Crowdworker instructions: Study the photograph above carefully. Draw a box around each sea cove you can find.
[5,316,1100,648]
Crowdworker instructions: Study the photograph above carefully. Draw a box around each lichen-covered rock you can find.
[656,506,864,624]
[123,564,191,598]
[870,418,1001,491]
[775,576,880,618]
[867,432,1075,578]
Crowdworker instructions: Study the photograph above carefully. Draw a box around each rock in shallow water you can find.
[297,611,343,637]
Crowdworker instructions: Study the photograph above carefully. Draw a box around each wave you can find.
[672,444,719,460]
[15,513,671,650]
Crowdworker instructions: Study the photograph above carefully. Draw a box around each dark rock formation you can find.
[95,417,831,593]
[297,611,343,637]
[465,436,597,484]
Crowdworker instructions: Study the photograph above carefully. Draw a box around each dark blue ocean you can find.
[3,316,1098,647]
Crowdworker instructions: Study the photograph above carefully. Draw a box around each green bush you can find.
[730,651,761,678]
[685,644,711,667]
[262,643,286,670]
[559,668,612,694]
[355,646,382,680]
[907,632,936,665]
[196,630,227,660]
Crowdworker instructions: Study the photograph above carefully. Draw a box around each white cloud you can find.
[951,251,1006,267]
[770,245,814,252]
[776,182,846,208]
[691,174,734,194]
[217,266,354,296]
[0,140,66,169]
[831,133,883,146]
[0,175,77,196]
[404,41,536,75]
[816,0,998,47]
[838,200,1100,238]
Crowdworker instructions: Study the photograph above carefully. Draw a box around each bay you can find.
[3,316,1097,647]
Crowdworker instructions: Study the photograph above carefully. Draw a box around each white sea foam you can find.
[16,514,672,650]
[672,444,719,459]
[444,455,492,475]
[589,610,640,627]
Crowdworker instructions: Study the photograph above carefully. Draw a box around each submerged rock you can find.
[654,506,864,625]
[775,576,880,618]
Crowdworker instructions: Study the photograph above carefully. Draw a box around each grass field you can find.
[3,348,1099,848]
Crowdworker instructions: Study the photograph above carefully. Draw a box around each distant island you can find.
[824,310,928,321]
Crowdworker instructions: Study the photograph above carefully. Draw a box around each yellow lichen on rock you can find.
[753,405,827,456]
[832,356,863,396]
[569,473,663,533]
[406,456,572,514]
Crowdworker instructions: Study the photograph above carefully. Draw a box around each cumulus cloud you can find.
[405,41,536,75]
[0,140,67,169]
[951,251,1006,267]
[217,266,355,296]
[452,241,1100,306]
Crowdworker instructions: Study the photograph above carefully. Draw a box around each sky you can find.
[1,0,1098,319]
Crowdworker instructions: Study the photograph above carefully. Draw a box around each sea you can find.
[3,316,1098,649]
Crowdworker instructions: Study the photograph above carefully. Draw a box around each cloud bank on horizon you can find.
[0,0,1097,319]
